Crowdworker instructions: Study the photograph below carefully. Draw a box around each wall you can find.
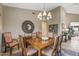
[3,6,42,38]
[4,5,79,38]
[66,13,79,27]
[48,6,60,34]
[48,6,66,35]
[0,4,3,52]
[48,6,65,35]
[48,6,60,25]
[60,6,66,33]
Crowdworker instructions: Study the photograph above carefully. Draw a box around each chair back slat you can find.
[52,36,59,55]
[58,35,62,46]
[4,32,12,43]
[19,35,28,55]
[36,32,42,38]
[19,35,25,49]
[57,35,63,55]
[31,33,37,38]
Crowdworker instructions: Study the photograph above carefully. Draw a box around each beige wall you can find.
[48,6,60,35]
[48,6,65,34]
[60,6,66,34]
[48,6,60,25]
[3,6,42,38]
[3,6,64,39]
[48,6,66,35]
[0,4,3,52]
[3,5,79,39]
[0,5,2,33]
[66,13,79,27]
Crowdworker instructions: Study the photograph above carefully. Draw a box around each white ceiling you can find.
[2,3,79,14]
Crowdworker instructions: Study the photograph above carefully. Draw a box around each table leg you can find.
[38,49,41,56]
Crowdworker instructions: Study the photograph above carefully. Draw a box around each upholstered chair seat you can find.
[49,45,54,48]
[41,36,59,56]
[9,42,19,47]
[42,47,53,56]
[26,45,37,56]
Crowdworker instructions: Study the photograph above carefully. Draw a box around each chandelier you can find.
[37,3,52,21]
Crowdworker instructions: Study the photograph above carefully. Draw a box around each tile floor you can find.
[61,36,79,56]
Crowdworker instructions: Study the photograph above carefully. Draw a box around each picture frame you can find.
[49,24,58,34]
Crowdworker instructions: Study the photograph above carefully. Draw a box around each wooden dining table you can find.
[24,37,54,56]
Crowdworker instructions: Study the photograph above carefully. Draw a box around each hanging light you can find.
[37,3,52,21]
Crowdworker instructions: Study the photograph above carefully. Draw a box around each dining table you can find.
[24,37,54,56]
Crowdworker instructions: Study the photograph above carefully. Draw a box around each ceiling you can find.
[2,3,79,14]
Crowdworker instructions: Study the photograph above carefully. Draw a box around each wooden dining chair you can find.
[57,35,63,55]
[36,32,42,39]
[19,35,37,56]
[48,33,53,39]
[31,33,37,39]
[3,32,19,55]
[41,36,59,56]
[23,36,32,47]
[49,35,63,56]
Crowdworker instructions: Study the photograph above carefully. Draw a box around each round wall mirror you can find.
[22,20,34,33]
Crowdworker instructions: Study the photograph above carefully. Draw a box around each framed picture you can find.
[22,20,34,33]
[49,24,58,34]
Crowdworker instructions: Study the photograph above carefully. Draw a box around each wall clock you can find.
[22,20,34,33]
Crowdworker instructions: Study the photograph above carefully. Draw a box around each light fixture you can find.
[37,3,52,21]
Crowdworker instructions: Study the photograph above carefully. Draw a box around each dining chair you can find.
[3,32,19,55]
[19,35,37,56]
[31,33,37,39]
[49,35,63,56]
[57,35,63,56]
[23,36,32,47]
[41,36,59,56]
[48,32,53,39]
[36,32,42,39]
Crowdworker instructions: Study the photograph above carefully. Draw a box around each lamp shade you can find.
[43,11,47,16]
[48,12,52,18]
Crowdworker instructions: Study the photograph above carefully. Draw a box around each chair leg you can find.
[5,46,7,52]
[22,50,25,56]
[10,47,12,55]
[22,52,24,56]
[57,50,61,56]
[59,51,61,56]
